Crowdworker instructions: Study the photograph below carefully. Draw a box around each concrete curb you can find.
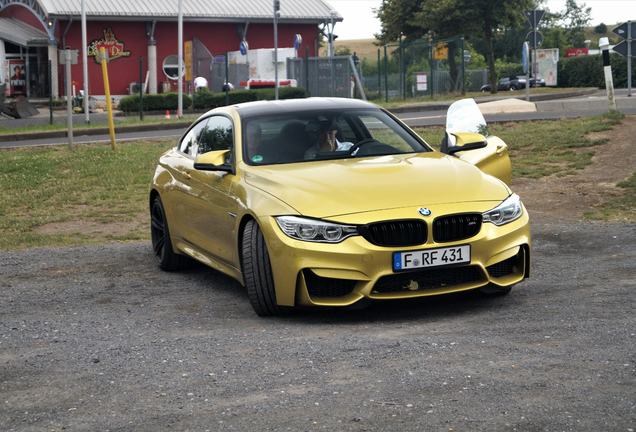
[0,121,191,143]
[387,88,599,113]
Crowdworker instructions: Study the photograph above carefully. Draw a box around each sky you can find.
[329,0,636,40]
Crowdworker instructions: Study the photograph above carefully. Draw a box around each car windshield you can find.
[242,109,429,165]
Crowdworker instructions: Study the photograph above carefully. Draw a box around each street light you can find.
[329,10,337,57]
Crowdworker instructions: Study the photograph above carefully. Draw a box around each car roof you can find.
[206,97,379,119]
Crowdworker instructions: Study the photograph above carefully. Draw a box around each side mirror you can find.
[193,149,232,172]
[444,132,488,155]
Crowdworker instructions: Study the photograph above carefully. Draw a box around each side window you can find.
[178,121,206,156]
[197,116,234,156]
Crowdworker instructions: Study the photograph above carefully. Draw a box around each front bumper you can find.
[259,203,531,307]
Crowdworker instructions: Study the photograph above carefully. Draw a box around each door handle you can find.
[495,145,506,155]
[183,171,192,180]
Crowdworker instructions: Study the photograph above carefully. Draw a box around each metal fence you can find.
[287,56,355,98]
[360,35,473,101]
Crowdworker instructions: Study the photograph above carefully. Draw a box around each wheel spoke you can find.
[151,214,163,231]
[153,235,164,255]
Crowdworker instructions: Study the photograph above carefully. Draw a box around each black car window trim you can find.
[177,113,237,174]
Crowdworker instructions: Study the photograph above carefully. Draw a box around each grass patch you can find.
[586,171,636,221]
[414,112,623,179]
[0,140,174,249]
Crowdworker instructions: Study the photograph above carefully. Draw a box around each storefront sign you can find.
[565,48,589,57]
[88,28,131,63]
[7,59,26,96]
[184,41,193,81]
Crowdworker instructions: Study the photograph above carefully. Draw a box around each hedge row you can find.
[118,87,308,112]
[558,53,635,88]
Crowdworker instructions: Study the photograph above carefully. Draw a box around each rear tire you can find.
[241,220,282,316]
[478,283,512,296]
[150,195,190,271]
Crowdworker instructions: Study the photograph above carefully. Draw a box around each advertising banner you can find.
[7,59,26,95]
[536,48,559,86]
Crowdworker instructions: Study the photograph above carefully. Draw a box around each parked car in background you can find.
[481,75,546,92]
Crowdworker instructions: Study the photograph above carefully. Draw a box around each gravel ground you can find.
[1,220,635,432]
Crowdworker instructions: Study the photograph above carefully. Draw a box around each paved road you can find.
[3,107,636,149]
[1,220,635,431]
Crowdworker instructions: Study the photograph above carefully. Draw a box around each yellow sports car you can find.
[150,98,530,316]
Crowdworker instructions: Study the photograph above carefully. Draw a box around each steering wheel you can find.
[348,138,380,155]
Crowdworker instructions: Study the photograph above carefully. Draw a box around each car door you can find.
[168,120,208,243]
[184,115,239,267]
[445,98,513,184]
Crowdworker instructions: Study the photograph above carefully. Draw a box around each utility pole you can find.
[273,0,280,100]
[65,49,74,149]
[177,0,183,117]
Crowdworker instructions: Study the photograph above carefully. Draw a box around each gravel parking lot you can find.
[1,220,635,431]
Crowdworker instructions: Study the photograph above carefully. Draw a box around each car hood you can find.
[243,152,510,218]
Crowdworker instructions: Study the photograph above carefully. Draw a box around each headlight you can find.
[275,216,358,243]
[482,194,523,226]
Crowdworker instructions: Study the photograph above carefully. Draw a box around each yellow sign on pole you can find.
[99,47,117,150]
[184,40,193,81]
[433,42,448,61]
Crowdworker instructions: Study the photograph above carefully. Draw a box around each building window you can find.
[162,55,184,80]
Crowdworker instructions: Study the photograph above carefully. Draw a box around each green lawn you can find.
[414,111,624,179]
[0,140,173,249]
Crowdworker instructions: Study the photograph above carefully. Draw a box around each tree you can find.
[594,23,607,35]
[378,0,533,93]
[560,0,592,47]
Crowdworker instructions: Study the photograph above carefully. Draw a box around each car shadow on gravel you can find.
[182,257,525,324]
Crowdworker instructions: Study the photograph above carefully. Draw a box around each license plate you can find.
[393,245,470,271]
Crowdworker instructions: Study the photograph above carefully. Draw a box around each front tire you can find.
[150,195,190,271]
[241,220,282,316]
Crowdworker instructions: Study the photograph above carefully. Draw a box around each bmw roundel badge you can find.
[418,207,432,217]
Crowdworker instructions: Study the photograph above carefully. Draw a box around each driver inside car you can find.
[304,117,354,159]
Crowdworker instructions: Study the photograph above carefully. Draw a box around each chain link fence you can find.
[356,35,489,101]
[287,56,356,98]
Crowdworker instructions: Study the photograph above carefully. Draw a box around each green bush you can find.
[558,54,635,88]
[118,93,192,112]
[119,87,308,112]
[496,62,524,79]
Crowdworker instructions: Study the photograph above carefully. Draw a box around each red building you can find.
[0,0,341,98]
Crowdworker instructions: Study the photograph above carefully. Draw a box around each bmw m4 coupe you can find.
[150,97,530,316]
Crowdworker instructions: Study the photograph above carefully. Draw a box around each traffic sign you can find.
[612,39,636,57]
[293,34,302,50]
[526,31,543,47]
[526,10,545,29]
[240,40,249,55]
[522,42,529,74]
[613,21,636,38]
